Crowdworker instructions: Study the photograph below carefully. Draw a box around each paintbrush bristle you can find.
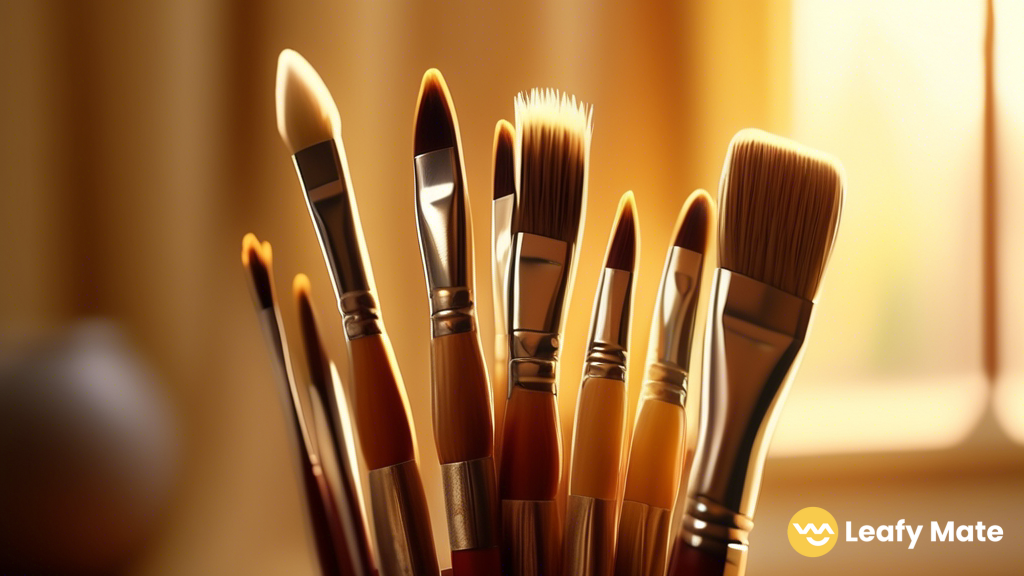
[241,233,274,310]
[413,68,459,156]
[719,129,844,299]
[275,49,340,154]
[513,88,593,241]
[673,189,714,254]
[293,274,329,393]
[605,191,638,272]
[493,120,515,201]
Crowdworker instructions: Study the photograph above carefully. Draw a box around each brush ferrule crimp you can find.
[688,269,814,539]
[640,370,688,408]
[339,291,382,340]
[648,246,704,372]
[441,457,499,551]
[295,140,375,299]
[508,330,560,395]
[507,232,574,396]
[428,286,475,337]
[581,267,633,381]
[678,495,754,560]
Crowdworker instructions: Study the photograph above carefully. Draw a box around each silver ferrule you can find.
[491,194,515,338]
[507,232,574,396]
[642,246,704,405]
[415,148,475,337]
[294,139,381,340]
[339,290,383,340]
[682,268,814,559]
[368,459,440,576]
[501,499,561,576]
[615,499,672,576]
[440,457,499,551]
[582,268,633,381]
[563,495,618,576]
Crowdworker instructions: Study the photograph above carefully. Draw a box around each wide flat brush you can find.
[563,192,639,576]
[490,119,515,469]
[499,88,592,576]
[667,129,844,576]
[294,275,376,576]
[615,191,713,576]
[276,50,438,576]
[413,69,501,576]
[240,234,345,575]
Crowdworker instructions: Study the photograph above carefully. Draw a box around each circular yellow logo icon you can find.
[788,507,838,557]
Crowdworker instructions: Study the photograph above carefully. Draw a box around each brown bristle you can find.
[492,120,515,200]
[413,69,458,156]
[673,190,713,254]
[512,89,593,241]
[719,129,844,299]
[241,233,274,310]
[605,191,638,272]
[293,274,329,395]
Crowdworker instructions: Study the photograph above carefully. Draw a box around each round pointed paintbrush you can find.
[615,190,713,576]
[413,69,502,576]
[564,192,639,576]
[491,119,515,471]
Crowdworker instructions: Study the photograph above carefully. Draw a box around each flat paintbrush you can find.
[667,129,844,576]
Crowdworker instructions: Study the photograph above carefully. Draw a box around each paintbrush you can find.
[615,190,713,576]
[564,192,639,576]
[294,274,377,576]
[412,69,501,576]
[241,234,348,575]
[491,119,515,469]
[275,49,438,576]
[499,88,592,576]
[666,129,844,576]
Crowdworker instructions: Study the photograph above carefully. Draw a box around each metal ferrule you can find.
[414,148,475,338]
[368,459,440,576]
[680,268,814,560]
[440,457,499,551]
[582,268,633,381]
[615,499,672,576]
[507,232,574,396]
[563,495,618,576]
[501,499,561,576]
[294,139,381,340]
[641,246,704,407]
[491,195,515,337]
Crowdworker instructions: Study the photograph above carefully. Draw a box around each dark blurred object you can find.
[0,320,178,575]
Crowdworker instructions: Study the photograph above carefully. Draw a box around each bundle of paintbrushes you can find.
[239,49,844,576]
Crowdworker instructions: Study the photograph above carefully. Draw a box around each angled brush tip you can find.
[605,191,638,272]
[241,233,274,310]
[674,189,713,254]
[413,68,458,156]
[719,128,844,299]
[492,120,515,201]
[275,49,339,154]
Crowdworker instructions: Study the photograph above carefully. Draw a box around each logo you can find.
[788,507,838,557]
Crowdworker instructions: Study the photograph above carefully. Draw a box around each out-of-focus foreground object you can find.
[0,320,178,574]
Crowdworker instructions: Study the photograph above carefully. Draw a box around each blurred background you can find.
[1,0,1021,574]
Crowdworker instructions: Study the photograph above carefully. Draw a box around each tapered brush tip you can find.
[719,128,844,299]
[605,191,638,272]
[241,233,274,310]
[275,49,340,154]
[492,120,515,201]
[513,88,593,241]
[674,189,714,254]
[413,68,459,156]
[293,273,329,390]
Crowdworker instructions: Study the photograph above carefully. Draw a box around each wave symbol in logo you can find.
[787,508,839,557]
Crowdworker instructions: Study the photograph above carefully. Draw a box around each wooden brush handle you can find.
[622,398,687,509]
[347,333,416,470]
[432,330,494,464]
[499,387,561,499]
[569,376,627,500]
[451,547,502,576]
